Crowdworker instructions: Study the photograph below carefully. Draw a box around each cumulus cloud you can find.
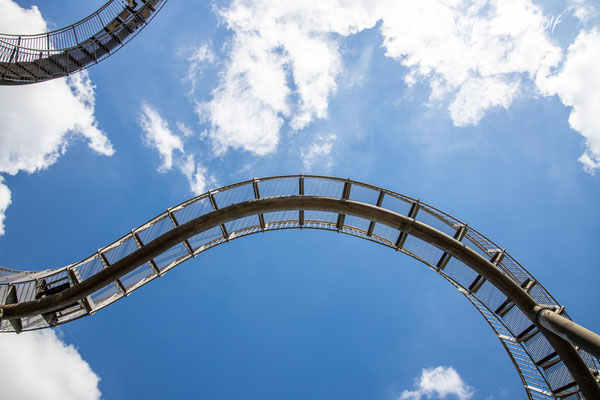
[0,72,113,176]
[196,32,291,156]
[400,366,474,400]
[0,0,46,34]
[568,0,599,23]
[0,0,113,237]
[180,154,217,195]
[182,43,215,95]
[140,102,184,171]
[301,134,337,171]
[177,121,195,138]
[0,330,101,400]
[195,0,566,160]
[380,0,562,126]
[538,29,600,174]
[198,0,379,156]
[139,103,216,194]
[0,177,11,236]
[448,76,519,126]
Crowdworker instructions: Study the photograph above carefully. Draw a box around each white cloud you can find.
[0,177,11,236]
[538,29,600,174]
[196,31,291,156]
[448,76,519,126]
[568,0,599,23]
[180,154,217,195]
[0,1,113,175]
[197,0,564,157]
[199,0,379,156]
[183,43,215,95]
[379,0,561,126]
[400,366,474,400]
[65,72,115,157]
[0,0,46,34]
[177,121,194,138]
[0,72,113,175]
[0,330,101,400]
[301,134,337,171]
[140,102,184,171]
[139,104,216,194]
[0,0,113,237]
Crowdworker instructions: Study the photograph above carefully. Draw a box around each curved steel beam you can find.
[0,176,598,398]
[0,0,167,85]
[1,196,542,318]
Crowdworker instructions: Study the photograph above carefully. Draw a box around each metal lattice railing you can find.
[0,0,167,84]
[0,175,598,399]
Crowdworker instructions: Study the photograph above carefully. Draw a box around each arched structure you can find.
[0,0,167,85]
[0,175,599,399]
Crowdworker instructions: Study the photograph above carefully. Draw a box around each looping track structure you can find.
[0,175,599,399]
[0,0,167,85]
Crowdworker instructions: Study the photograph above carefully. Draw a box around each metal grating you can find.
[0,0,168,84]
[137,216,173,245]
[303,177,344,197]
[213,184,255,209]
[173,197,212,224]
[257,177,299,198]
[188,226,224,251]
[348,184,381,206]
[0,175,597,399]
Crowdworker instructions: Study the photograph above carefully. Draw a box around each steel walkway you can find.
[0,175,599,399]
[0,0,167,85]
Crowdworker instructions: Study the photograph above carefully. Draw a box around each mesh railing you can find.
[0,0,166,84]
[0,175,598,398]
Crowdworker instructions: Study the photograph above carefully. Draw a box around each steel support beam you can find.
[336,180,351,230]
[537,308,600,360]
[252,179,266,230]
[395,200,419,250]
[0,195,599,397]
[132,231,161,276]
[0,0,168,85]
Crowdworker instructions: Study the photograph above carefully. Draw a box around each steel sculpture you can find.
[0,175,599,399]
[0,0,167,85]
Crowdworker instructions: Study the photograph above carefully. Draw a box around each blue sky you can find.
[1,0,600,399]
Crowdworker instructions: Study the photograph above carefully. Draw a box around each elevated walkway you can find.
[0,0,167,85]
[0,175,599,398]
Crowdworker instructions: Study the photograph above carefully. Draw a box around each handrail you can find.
[0,1,115,39]
[0,175,598,398]
[0,0,167,85]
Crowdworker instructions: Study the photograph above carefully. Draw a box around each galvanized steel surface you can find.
[0,175,598,399]
[0,0,167,85]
